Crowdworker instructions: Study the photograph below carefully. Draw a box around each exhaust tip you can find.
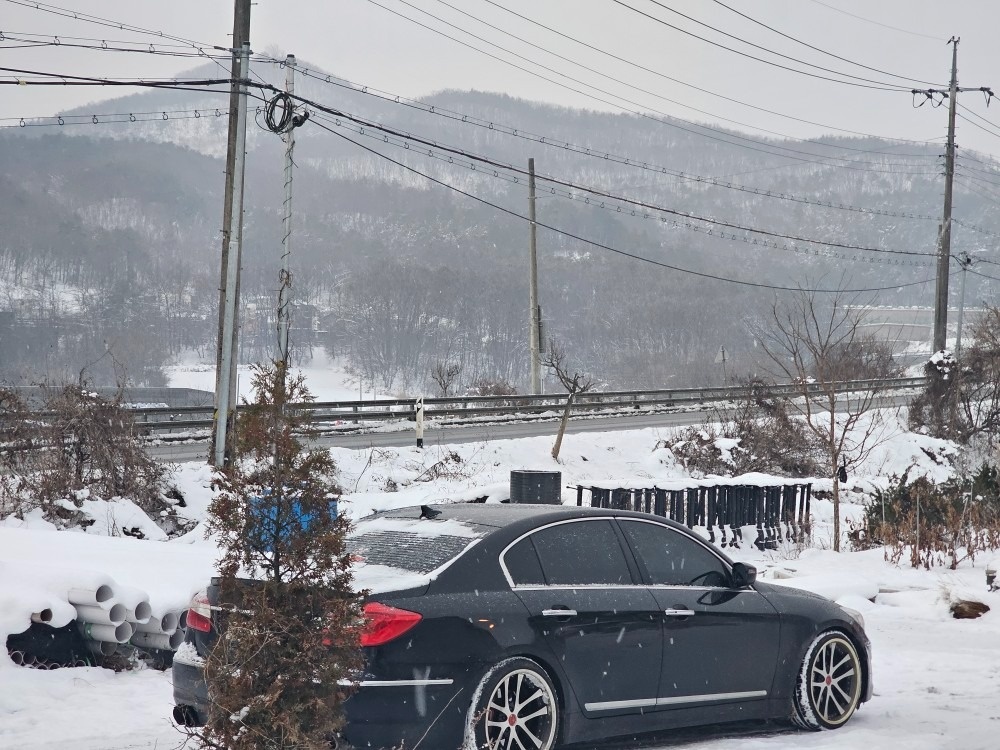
[172,704,202,727]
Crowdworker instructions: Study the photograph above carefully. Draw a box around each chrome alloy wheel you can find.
[804,633,862,729]
[483,667,557,750]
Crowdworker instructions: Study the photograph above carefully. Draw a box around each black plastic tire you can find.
[465,656,559,750]
[792,631,864,730]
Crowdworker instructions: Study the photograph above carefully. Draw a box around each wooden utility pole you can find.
[933,37,959,354]
[528,158,541,395]
[212,0,252,467]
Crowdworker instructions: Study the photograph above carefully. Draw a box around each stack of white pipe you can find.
[5,564,189,657]
[71,583,134,645]
[130,608,185,651]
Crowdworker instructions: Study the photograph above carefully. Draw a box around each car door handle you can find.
[542,608,578,617]
[664,609,695,617]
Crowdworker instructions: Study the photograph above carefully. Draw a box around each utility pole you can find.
[933,37,959,354]
[276,54,295,369]
[527,158,541,395]
[914,39,994,353]
[212,0,252,468]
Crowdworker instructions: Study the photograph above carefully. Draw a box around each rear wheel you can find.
[792,631,863,730]
[466,657,559,750]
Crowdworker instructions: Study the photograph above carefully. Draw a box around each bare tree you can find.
[544,339,594,460]
[430,361,462,396]
[755,289,901,552]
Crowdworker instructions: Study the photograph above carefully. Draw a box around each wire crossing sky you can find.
[3,0,1000,156]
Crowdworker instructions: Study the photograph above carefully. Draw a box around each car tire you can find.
[464,656,559,750]
[792,631,864,731]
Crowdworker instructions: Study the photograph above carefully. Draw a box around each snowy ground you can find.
[2,412,998,749]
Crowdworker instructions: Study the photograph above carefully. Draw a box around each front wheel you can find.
[792,631,864,730]
[465,657,559,750]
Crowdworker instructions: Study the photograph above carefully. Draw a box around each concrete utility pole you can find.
[527,158,541,395]
[276,54,295,367]
[933,37,959,354]
[212,0,252,468]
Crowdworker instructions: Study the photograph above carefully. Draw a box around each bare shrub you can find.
[665,379,824,478]
[850,468,1000,569]
[0,383,173,530]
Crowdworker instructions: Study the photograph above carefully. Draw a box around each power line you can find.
[259,58,945,220]
[0,67,232,93]
[612,0,913,91]
[274,86,938,257]
[310,109,936,269]
[365,0,937,170]
[0,107,230,127]
[708,0,942,87]
[803,0,946,42]
[0,32,232,59]
[1,0,228,53]
[423,0,937,158]
[310,118,935,295]
[481,0,940,149]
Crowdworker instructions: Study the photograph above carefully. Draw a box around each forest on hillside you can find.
[2,61,997,393]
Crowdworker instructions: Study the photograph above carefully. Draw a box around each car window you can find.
[503,537,546,586]
[529,520,633,586]
[620,520,730,587]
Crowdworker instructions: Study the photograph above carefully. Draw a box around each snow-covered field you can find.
[2,412,998,749]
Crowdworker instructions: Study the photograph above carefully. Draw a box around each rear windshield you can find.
[348,516,488,575]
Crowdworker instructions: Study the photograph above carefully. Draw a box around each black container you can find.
[509,470,562,504]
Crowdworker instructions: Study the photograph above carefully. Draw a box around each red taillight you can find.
[187,591,212,633]
[360,602,421,647]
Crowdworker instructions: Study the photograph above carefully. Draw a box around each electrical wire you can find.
[365,0,938,170]
[1,0,229,53]
[255,59,944,219]
[480,0,941,149]
[612,0,913,91]
[422,0,938,158]
[0,107,229,128]
[803,0,946,43]
[276,89,937,258]
[0,70,232,93]
[310,118,935,294]
[0,33,232,59]
[708,0,942,87]
[310,109,936,269]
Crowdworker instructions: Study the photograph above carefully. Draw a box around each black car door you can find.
[617,519,780,713]
[504,518,664,715]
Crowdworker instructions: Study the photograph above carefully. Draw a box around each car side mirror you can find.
[731,562,757,588]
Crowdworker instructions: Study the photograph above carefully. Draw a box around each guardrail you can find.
[118,376,925,441]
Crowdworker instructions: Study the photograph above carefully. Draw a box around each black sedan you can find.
[173,503,872,749]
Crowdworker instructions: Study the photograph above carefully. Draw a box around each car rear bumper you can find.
[173,661,474,748]
[172,659,210,726]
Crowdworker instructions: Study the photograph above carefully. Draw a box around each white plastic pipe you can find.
[134,611,180,635]
[78,621,133,643]
[74,602,127,626]
[67,584,115,608]
[116,585,152,625]
[31,608,53,624]
[160,611,180,634]
[84,639,119,656]
[130,629,184,651]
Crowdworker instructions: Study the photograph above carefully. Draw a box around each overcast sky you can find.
[3,0,1000,158]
